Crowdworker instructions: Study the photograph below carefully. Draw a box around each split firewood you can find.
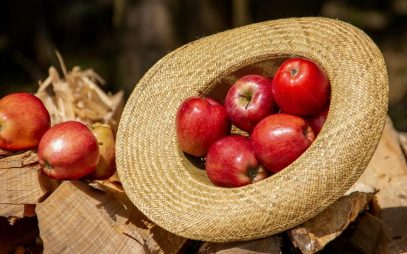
[35,53,124,132]
[285,118,401,253]
[352,118,407,253]
[398,131,407,158]
[88,180,189,254]
[36,181,188,254]
[289,191,373,254]
[197,236,282,254]
[371,175,407,254]
[349,213,388,254]
[0,204,36,222]
[352,118,407,191]
[0,151,57,219]
[36,181,145,254]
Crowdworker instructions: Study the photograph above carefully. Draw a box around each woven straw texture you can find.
[116,17,388,242]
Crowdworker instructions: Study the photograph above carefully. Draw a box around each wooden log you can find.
[197,236,282,254]
[351,118,407,192]
[398,132,407,158]
[0,151,57,218]
[89,181,189,254]
[36,181,145,254]
[0,204,36,221]
[349,117,407,254]
[288,192,373,254]
[37,181,188,254]
[371,175,407,254]
[349,213,388,254]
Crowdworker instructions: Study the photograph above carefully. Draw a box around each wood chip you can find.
[0,150,38,169]
[289,192,373,254]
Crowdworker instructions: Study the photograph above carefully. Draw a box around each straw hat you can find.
[116,17,388,242]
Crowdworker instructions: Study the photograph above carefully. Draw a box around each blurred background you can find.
[1,0,407,130]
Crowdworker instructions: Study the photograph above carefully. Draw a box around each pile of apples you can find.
[0,93,116,180]
[176,58,330,187]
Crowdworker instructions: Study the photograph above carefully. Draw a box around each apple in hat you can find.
[0,93,50,151]
[176,96,230,157]
[251,113,315,173]
[205,135,269,187]
[272,58,330,116]
[308,106,329,136]
[38,121,100,180]
[225,74,276,132]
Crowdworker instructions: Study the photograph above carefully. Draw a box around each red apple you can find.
[308,106,329,136]
[176,96,230,157]
[0,93,50,151]
[225,75,276,132]
[85,123,116,180]
[272,58,330,116]
[38,121,100,180]
[251,113,315,173]
[206,135,269,187]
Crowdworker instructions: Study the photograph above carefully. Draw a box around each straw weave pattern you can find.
[116,17,388,242]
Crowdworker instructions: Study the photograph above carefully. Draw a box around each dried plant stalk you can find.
[35,55,124,132]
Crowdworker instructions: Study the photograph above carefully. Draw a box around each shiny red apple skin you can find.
[0,93,50,151]
[225,75,276,132]
[272,58,330,116]
[85,123,116,180]
[251,113,315,173]
[176,96,230,157]
[205,135,269,188]
[38,121,100,180]
[308,106,329,136]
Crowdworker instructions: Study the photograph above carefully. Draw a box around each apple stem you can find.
[42,160,53,174]
[238,94,252,109]
[291,69,298,77]
[303,126,309,137]
[248,167,258,181]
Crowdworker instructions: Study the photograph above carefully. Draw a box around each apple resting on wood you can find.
[38,121,100,180]
[176,96,230,157]
[206,135,269,187]
[0,93,50,151]
[251,113,315,173]
[225,74,276,132]
[86,123,116,180]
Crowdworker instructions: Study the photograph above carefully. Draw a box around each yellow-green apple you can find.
[176,96,230,157]
[0,93,50,151]
[308,106,329,136]
[251,113,315,173]
[205,135,269,187]
[272,58,330,116]
[38,121,100,180]
[225,75,276,132]
[86,123,116,180]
